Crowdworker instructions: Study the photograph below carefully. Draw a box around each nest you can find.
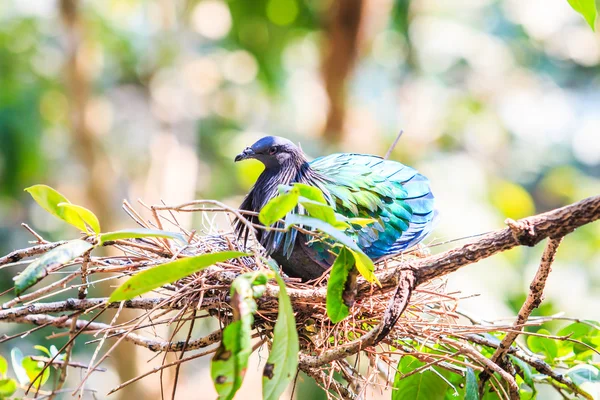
[3,196,594,400]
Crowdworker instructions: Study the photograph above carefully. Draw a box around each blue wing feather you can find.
[310,153,436,260]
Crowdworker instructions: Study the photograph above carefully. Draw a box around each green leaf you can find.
[211,273,264,400]
[509,355,535,392]
[349,249,380,287]
[24,184,88,232]
[527,329,558,360]
[22,356,50,388]
[292,183,327,204]
[57,202,101,234]
[262,273,299,400]
[14,240,93,295]
[299,197,348,229]
[284,214,379,285]
[558,322,596,339]
[0,378,17,397]
[99,228,186,245]
[211,320,252,400]
[565,364,600,384]
[567,0,597,30]
[259,186,299,226]
[10,348,28,385]
[33,345,51,357]
[392,356,448,400]
[326,248,355,323]
[465,367,479,400]
[0,355,6,377]
[109,251,248,302]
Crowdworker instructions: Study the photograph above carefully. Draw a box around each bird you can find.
[234,136,436,282]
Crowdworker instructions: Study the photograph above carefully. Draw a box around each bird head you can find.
[234,136,304,169]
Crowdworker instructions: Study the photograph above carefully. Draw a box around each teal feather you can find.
[309,153,437,259]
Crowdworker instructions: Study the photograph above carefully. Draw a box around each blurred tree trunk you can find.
[321,0,365,145]
[59,1,147,399]
[59,0,113,228]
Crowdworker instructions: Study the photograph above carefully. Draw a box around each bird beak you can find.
[235,147,255,162]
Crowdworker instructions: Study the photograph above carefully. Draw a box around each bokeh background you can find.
[1,0,599,398]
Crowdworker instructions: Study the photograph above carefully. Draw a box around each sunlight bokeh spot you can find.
[191,0,232,40]
[223,50,259,85]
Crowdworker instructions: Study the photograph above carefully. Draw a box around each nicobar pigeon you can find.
[234,136,436,282]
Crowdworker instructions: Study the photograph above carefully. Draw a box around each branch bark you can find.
[490,238,562,365]
[8,314,221,352]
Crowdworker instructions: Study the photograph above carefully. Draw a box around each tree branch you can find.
[490,238,562,365]
[0,241,67,267]
[297,196,600,370]
[8,314,222,352]
[0,297,221,320]
[464,334,593,400]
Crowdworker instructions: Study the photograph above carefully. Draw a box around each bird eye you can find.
[268,146,277,155]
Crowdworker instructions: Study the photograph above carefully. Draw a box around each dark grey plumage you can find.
[234,136,437,282]
[234,136,331,280]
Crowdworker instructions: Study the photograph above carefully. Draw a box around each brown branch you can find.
[299,365,357,400]
[300,271,415,369]
[490,238,562,365]
[464,334,594,400]
[10,314,222,352]
[106,347,218,396]
[297,196,600,370]
[412,195,600,286]
[0,241,67,267]
[50,316,79,400]
[2,272,79,308]
[383,130,404,160]
[29,356,106,372]
[440,337,519,399]
[0,297,221,320]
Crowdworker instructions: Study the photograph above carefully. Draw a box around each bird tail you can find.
[386,170,438,255]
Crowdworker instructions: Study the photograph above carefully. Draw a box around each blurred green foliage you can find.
[0,0,599,398]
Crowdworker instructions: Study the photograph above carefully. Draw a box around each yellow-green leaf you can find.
[99,228,185,245]
[292,182,327,204]
[0,378,17,397]
[57,202,101,234]
[299,198,347,229]
[24,184,88,232]
[350,249,380,287]
[14,240,93,295]
[33,345,51,358]
[0,355,7,377]
[567,0,597,30]
[22,356,50,388]
[262,273,299,400]
[259,187,299,226]
[326,248,355,323]
[108,251,248,302]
